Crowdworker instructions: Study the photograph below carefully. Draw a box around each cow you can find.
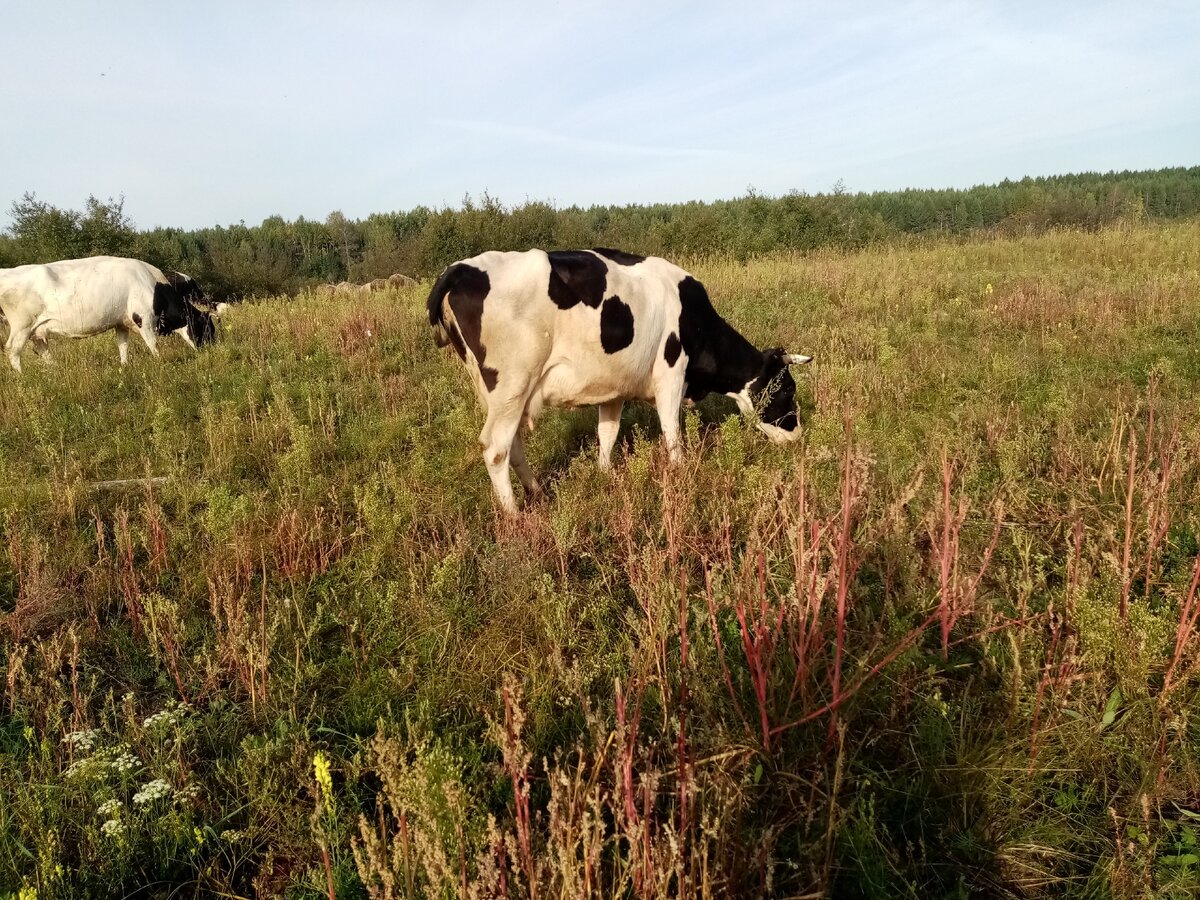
[0,256,220,373]
[427,248,812,512]
[388,273,417,288]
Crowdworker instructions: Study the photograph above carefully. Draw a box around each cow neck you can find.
[678,277,764,398]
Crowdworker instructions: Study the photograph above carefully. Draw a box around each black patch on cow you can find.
[593,247,646,266]
[427,263,490,358]
[427,263,490,352]
[131,313,143,328]
[677,276,772,402]
[167,271,207,306]
[599,295,635,354]
[547,250,606,309]
[677,275,714,317]
[664,331,681,367]
[425,263,499,388]
[152,281,188,333]
[446,322,468,361]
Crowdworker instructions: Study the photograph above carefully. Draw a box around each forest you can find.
[2,166,1197,297]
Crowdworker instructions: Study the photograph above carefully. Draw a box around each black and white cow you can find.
[0,256,221,372]
[428,248,812,512]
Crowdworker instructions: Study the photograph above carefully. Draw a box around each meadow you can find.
[2,219,1200,898]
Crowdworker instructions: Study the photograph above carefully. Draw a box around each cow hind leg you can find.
[5,325,31,373]
[479,409,524,514]
[510,431,543,502]
[597,399,624,469]
[478,377,538,514]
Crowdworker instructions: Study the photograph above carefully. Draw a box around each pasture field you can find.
[3,220,1200,898]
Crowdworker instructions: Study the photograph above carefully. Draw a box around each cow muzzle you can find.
[756,421,803,443]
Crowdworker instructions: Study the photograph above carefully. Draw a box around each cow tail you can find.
[426,267,455,348]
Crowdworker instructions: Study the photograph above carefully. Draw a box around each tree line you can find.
[1,166,1197,299]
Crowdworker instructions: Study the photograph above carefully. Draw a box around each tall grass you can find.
[2,220,1200,897]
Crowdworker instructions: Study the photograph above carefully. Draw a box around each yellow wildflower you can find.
[313,751,333,808]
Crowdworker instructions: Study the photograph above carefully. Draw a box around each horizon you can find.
[3,1,1198,231]
[10,163,1199,234]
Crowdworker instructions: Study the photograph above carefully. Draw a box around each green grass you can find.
[3,220,1200,898]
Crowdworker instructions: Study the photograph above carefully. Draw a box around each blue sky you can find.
[2,1,1197,230]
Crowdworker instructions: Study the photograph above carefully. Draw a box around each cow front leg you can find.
[597,399,624,469]
[115,327,130,366]
[654,378,685,463]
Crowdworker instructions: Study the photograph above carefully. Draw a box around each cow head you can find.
[183,303,217,348]
[160,272,218,348]
[750,348,812,442]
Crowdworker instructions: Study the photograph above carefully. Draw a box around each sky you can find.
[1,1,1197,230]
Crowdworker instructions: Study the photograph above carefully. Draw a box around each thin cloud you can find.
[0,1,1196,228]
[435,118,740,162]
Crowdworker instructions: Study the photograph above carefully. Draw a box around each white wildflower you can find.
[220,829,245,842]
[133,778,173,806]
[142,701,190,733]
[142,711,168,730]
[63,729,100,753]
[97,798,123,817]
[100,818,126,839]
[109,749,141,775]
[69,745,142,781]
[66,757,96,780]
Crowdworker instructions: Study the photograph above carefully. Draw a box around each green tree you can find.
[7,192,135,262]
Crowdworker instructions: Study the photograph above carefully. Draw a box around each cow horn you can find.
[783,352,813,365]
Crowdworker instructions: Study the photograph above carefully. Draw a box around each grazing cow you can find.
[428,248,812,511]
[0,256,219,373]
[388,273,417,288]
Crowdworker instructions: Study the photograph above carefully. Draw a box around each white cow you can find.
[428,247,812,512]
[0,256,220,372]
